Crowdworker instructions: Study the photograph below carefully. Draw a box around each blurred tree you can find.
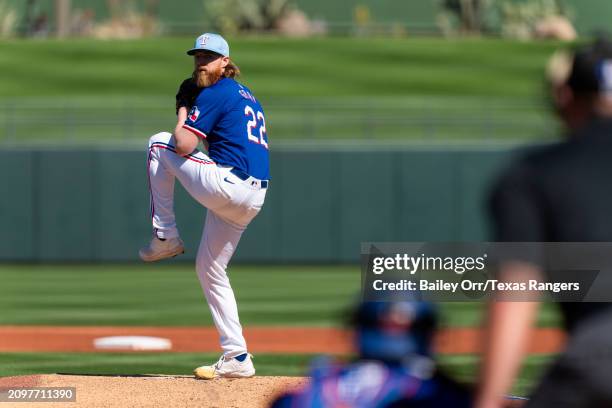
[501,0,573,39]
[440,0,492,33]
[353,5,371,36]
[438,0,572,38]
[97,0,160,38]
[145,0,160,18]
[106,0,121,20]
[22,0,36,36]
[0,0,17,38]
[55,0,71,38]
[204,0,293,34]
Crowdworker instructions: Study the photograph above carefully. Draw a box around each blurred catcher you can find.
[271,300,472,408]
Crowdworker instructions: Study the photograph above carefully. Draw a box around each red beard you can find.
[196,66,223,88]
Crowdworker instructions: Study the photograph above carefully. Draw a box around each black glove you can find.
[175,77,201,115]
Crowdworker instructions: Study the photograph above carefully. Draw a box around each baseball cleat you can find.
[194,353,255,380]
[139,236,185,262]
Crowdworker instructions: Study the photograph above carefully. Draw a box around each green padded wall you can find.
[94,150,151,261]
[0,146,517,263]
[0,151,35,260]
[37,151,96,261]
[396,150,457,241]
[336,151,397,262]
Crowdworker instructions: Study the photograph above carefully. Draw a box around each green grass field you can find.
[0,37,562,98]
[0,352,313,377]
[0,264,560,396]
[0,264,361,326]
[0,37,566,143]
[0,264,561,327]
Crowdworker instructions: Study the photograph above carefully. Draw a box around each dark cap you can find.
[350,301,437,362]
[567,35,612,94]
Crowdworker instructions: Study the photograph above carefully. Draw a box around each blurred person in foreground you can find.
[475,37,612,408]
[270,301,473,408]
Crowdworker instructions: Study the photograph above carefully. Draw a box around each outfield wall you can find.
[0,145,523,263]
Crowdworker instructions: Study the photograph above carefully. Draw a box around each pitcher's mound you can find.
[0,374,308,407]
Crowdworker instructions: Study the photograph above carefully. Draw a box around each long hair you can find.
[223,59,240,78]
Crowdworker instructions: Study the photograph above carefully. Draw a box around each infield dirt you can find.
[0,374,307,408]
[0,326,564,407]
[0,326,565,354]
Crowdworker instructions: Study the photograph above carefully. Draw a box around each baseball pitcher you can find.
[139,33,269,379]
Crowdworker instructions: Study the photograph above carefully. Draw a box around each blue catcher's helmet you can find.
[351,301,437,363]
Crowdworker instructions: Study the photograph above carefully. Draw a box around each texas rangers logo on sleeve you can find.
[189,106,200,122]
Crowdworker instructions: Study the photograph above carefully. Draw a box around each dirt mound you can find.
[0,374,308,407]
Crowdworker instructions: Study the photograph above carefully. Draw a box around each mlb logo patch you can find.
[189,106,200,121]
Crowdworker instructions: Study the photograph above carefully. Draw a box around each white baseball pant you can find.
[147,131,266,357]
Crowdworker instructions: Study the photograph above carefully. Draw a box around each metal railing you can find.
[0,98,559,146]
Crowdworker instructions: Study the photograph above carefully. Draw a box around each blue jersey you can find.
[271,358,472,408]
[183,77,270,180]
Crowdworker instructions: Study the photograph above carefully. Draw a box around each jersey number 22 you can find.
[245,106,268,149]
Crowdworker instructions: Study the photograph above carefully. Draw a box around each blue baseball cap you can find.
[187,33,230,57]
